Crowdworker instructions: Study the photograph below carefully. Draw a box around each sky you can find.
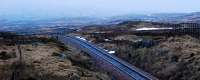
[0,0,200,19]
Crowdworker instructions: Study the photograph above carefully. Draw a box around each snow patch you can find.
[75,36,87,41]
[108,51,116,54]
[104,39,111,42]
[136,27,173,31]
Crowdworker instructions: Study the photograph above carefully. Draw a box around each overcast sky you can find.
[0,0,200,19]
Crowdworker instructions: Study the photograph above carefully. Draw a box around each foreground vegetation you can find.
[0,32,110,80]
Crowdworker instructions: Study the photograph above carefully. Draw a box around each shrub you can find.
[0,51,12,60]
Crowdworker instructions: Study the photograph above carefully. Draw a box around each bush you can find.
[0,51,12,60]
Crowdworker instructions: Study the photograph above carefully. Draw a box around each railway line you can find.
[17,31,160,80]
[56,35,158,80]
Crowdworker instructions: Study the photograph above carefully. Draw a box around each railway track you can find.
[16,33,158,80]
[57,35,158,80]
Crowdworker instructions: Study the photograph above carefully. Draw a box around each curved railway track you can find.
[56,35,158,80]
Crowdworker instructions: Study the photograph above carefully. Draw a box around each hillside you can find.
[74,21,200,80]
[0,33,111,80]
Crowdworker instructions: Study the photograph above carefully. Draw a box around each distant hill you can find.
[1,12,200,32]
[109,12,200,24]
